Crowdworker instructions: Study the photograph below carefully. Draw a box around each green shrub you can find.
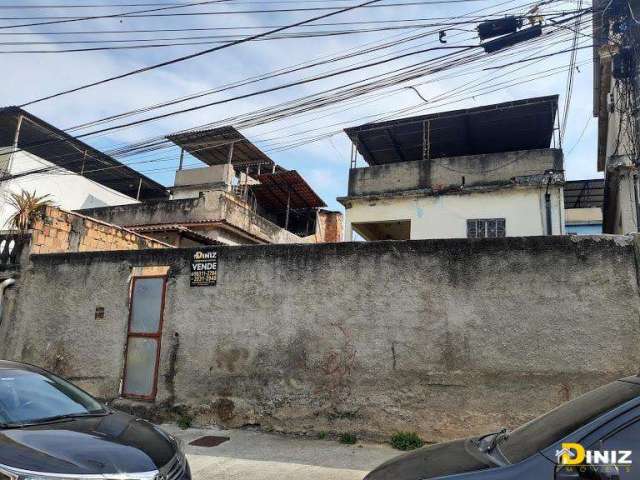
[177,414,193,430]
[391,431,424,451]
[339,433,357,445]
[318,431,327,440]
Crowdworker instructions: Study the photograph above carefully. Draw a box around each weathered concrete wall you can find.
[347,149,563,197]
[3,235,640,443]
[172,165,234,200]
[29,206,170,254]
[79,191,303,245]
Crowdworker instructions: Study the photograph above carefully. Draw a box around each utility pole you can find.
[596,0,640,233]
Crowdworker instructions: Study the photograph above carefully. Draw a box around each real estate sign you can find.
[190,250,218,287]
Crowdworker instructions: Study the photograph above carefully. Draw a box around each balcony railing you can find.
[0,234,28,267]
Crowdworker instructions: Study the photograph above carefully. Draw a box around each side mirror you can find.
[555,465,620,480]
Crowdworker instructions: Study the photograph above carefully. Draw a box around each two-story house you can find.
[338,96,565,240]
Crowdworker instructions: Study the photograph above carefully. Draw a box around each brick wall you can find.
[30,206,171,254]
[316,210,344,243]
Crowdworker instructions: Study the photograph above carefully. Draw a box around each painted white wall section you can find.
[0,150,138,228]
[344,187,565,240]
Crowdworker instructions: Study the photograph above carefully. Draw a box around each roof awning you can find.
[250,170,326,210]
[167,126,275,169]
[0,107,169,201]
[344,96,559,166]
[564,179,605,209]
[127,224,221,245]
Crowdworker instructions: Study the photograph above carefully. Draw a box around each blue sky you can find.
[0,0,599,211]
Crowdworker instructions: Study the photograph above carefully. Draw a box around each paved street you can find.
[164,425,400,480]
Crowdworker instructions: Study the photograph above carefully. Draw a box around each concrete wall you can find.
[3,235,640,442]
[347,149,563,197]
[29,206,170,254]
[172,165,234,200]
[79,190,304,245]
[343,186,565,240]
[0,150,138,229]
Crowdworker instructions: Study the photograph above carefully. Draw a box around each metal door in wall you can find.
[122,276,167,401]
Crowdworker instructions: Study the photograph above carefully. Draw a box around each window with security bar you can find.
[467,218,506,239]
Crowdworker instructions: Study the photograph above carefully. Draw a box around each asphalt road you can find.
[163,424,399,480]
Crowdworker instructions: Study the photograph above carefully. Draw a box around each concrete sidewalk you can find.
[163,425,400,480]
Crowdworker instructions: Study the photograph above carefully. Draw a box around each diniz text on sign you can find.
[190,250,218,287]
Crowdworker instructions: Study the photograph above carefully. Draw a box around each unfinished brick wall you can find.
[316,210,344,243]
[30,206,170,254]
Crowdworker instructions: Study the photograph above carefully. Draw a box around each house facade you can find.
[338,96,565,241]
[79,126,343,246]
[0,107,168,229]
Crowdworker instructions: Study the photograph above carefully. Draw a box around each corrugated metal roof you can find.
[250,170,326,210]
[0,106,169,201]
[344,96,559,166]
[167,126,275,168]
[564,179,605,209]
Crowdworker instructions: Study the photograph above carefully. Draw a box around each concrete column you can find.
[619,173,638,234]
[344,220,353,242]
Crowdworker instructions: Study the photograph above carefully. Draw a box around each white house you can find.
[0,107,168,229]
[338,96,566,240]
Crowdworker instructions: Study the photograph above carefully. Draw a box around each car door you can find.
[551,406,640,480]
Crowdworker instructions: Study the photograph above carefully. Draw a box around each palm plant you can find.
[6,190,53,231]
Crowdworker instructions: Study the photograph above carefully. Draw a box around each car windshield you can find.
[0,367,105,427]
[499,380,640,463]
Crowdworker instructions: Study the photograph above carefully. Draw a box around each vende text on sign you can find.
[190,250,218,287]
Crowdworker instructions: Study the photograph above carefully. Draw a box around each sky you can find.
[0,0,600,211]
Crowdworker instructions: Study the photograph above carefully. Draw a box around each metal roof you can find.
[564,179,605,209]
[344,96,559,166]
[0,107,168,200]
[167,126,275,168]
[250,170,326,210]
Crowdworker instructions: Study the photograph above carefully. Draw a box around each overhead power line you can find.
[4,0,587,181]
[18,0,390,107]
[0,0,504,22]
[559,0,582,144]
[0,10,591,35]
[0,0,233,31]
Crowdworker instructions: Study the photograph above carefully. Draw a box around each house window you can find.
[122,276,167,401]
[467,218,506,238]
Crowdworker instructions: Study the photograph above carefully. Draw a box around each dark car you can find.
[365,376,640,480]
[0,360,190,480]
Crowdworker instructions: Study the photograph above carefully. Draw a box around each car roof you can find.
[0,360,46,374]
[618,376,640,386]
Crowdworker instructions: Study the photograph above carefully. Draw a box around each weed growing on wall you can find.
[339,433,357,444]
[391,432,424,451]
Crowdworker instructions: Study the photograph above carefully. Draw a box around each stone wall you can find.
[29,206,170,254]
[2,235,640,442]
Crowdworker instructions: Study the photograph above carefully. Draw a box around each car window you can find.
[499,380,640,463]
[589,419,640,480]
[0,368,104,426]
